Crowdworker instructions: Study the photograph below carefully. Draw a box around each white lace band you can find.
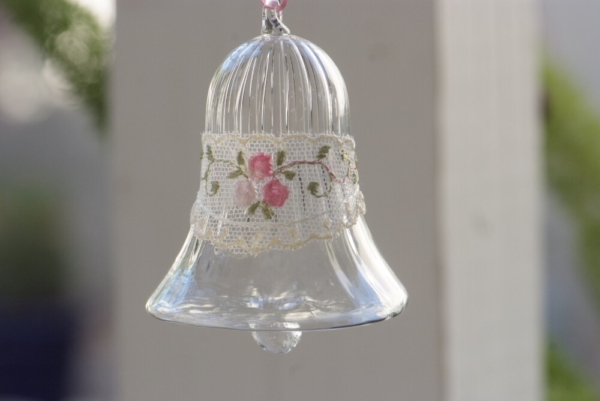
[190,133,366,255]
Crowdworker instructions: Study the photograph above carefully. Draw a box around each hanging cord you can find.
[261,0,290,35]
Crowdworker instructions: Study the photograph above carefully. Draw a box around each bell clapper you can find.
[252,330,302,354]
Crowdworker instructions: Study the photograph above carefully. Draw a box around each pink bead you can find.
[261,0,287,12]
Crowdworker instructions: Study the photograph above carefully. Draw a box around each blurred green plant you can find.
[545,62,600,400]
[0,0,109,132]
[0,184,66,305]
[544,63,600,304]
[547,343,599,401]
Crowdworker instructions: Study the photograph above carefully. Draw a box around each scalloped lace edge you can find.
[190,195,365,256]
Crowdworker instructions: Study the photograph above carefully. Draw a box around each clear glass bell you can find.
[146,2,407,354]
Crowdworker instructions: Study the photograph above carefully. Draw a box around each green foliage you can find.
[261,202,274,220]
[209,181,220,196]
[276,150,286,167]
[227,168,244,179]
[237,151,245,166]
[307,182,320,196]
[0,185,66,304]
[544,63,600,304]
[316,145,330,161]
[206,145,214,162]
[247,201,260,215]
[0,0,109,132]
[282,170,296,180]
[547,343,600,401]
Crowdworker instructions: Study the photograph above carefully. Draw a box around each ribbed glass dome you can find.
[205,29,349,136]
[147,5,407,354]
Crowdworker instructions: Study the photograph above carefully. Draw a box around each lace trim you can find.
[190,133,365,255]
[191,191,365,255]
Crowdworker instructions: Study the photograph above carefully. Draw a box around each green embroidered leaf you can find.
[209,181,220,195]
[341,149,349,162]
[261,203,275,220]
[227,168,244,179]
[206,145,214,162]
[316,145,331,160]
[352,171,359,184]
[247,201,260,215]
[276,150,286,167]
[283,170,296,181]
[199,148,204,161]
[237,150,245,166]
[201,168,209,182]
[307,182,320,196]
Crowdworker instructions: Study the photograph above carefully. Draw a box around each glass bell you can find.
[146,1,408,354]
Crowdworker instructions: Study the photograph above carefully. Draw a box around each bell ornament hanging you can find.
[146,0,408,354]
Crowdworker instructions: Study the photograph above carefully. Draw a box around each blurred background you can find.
[0,1,112,400]
[0,0,599,400]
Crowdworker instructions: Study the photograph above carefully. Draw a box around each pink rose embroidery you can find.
[248,153,272,181]
[234,179,257,207]
[263,178,290,208]
[204,144,349,218]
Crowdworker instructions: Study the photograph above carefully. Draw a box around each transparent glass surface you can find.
[146,6,407,352]
[147,216,407,331]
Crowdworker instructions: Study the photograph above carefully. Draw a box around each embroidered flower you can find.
[202,142,357,220]
[248,152,273,181]
[234,178,257,207]
[263,178,290,207]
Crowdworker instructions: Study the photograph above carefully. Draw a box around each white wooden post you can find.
[438,1,542,400]
[113,1,541,400]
